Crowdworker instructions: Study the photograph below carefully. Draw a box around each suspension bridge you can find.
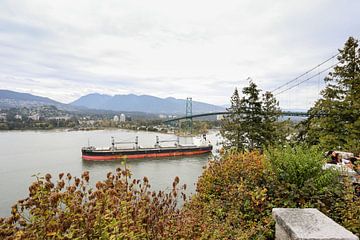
[163,109,308,124]
[163,51,339,127]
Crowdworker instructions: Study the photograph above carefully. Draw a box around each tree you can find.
[240,80,264,150]
[262,91,282,146]
[221,80,281,151]
[220,88,245,151]
[303,37,360,152]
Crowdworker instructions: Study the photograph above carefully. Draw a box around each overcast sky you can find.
[0,0,359,109]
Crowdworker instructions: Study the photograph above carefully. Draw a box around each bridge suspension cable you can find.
[271,52,339,94]
[273,63,338,96]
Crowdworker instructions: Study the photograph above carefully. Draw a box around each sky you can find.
[0,0,359,110]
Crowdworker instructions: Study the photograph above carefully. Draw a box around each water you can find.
[0,129,220,217]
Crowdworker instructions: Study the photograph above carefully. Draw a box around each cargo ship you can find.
[82,135,213,161]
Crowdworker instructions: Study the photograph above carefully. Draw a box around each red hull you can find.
[82,149,211,161]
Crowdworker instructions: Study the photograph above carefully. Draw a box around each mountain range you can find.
[0,90,225,114]
[71,93,225,114]
[0,89,76,111]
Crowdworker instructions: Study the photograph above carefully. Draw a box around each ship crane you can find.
[111,136,139,149]
[155,136,180,148]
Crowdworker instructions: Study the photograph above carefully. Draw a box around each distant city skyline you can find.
[0,0,359,109]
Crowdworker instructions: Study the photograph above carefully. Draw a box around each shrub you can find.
[182,152,274,239]
[1,147,359,239]
[0,169,187,239]
[181,149,360,239]
[265,145,338,190]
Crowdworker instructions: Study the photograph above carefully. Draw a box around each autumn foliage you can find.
[0,169,188,239]
[1,149,359,239]
[181,148,359,239]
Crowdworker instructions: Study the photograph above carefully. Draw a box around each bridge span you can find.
[163,111,308,123]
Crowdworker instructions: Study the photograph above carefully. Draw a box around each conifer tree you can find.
[221,80,281,151]
[220,88,245,151]
[304,37,360,152]
[240,80,264,150]
[262,91,282,146]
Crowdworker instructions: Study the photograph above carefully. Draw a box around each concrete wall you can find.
[272,208,358,240]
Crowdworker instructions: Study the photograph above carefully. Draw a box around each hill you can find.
[71,93,225,114]
[0,89,74,110]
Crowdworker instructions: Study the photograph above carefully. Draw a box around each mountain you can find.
[71,93,225,114]
[0,89,225,115]
[0,89,74,110]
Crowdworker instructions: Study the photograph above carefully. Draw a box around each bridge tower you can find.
[185,97,193,134]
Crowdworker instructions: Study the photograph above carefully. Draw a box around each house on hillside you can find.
[28,114,40,121]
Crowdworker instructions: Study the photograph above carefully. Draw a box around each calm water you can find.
[0,129,220,217]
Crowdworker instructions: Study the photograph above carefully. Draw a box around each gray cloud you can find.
[0,0,359,109]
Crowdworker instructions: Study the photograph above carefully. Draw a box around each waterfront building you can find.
[120,113,126,122]
[28,114,40,121]
[217,114,224,121]
[113,115,119,122]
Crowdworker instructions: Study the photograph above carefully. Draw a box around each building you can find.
[15,114,22,120]
[216,114,224,121]
[120,113,126,122]
[113,115,119,122]
[28,114,40,121]
[48,116,71,121]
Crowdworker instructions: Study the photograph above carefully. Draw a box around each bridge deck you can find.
[163,111,308,123]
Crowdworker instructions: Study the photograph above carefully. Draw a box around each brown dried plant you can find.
[0,168,187,239]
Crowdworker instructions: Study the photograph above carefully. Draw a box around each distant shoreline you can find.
[0,127,177,135]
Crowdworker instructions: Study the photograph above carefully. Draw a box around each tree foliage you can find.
[302,37,360,153]
[181,149,360,239]
[220,88,244,150]
[0,169,188,239]
[221,80,281,151]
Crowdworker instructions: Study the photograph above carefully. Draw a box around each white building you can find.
[216,114,224,121]
[48,116,71,121]
[15,114,22,120]
[113,115,119,122]
[28,114,40,121]
[120,113,126,122]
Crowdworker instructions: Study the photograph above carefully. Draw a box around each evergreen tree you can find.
[220,88,245,151]
[221,80,281,151]
[304,37,360,152]
[240,80,264,150]
[262,91,282,146]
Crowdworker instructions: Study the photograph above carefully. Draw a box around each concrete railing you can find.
[272,208,358,240]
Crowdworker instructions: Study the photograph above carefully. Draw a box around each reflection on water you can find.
[0,129,219,216]
[81,154,212,169]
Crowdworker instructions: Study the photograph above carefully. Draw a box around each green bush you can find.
[181,148,359,239]
[265,145,338,190]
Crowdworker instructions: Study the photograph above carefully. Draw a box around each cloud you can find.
[0,0,359,109]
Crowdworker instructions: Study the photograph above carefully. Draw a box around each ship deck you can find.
[84,144,206,152]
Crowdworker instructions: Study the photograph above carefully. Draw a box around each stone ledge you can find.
[272,208,358,240]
